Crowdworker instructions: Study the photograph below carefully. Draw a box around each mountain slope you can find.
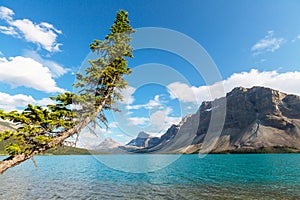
[96,137,121,149]
[94,137,127,153]
[209,86,300,153]
[126,131,160,148]
[144,86,300,153]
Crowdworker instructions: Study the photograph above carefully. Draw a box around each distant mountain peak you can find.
[137,131,151,139]
[95,137,121,150]
[126,131,160,148]
[130,86,300,154]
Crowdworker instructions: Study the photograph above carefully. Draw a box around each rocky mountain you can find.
[126,131,160,148]
[139,86,300,153]
[0,121,15,132]
[94,137,126,153]
[96,137,121,149]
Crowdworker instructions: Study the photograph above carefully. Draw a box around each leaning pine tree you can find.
[0,10,134,174]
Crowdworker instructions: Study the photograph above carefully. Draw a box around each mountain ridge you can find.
[132,86,300,153]
[1,86,299,154]
[94,137,128,153]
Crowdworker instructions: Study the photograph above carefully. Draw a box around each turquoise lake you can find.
[0,154,299,199]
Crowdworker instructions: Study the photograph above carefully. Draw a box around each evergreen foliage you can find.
[0,10,134,173]
[0,93,75,155]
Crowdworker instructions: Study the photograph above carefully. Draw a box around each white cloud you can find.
[128,117,150,126]
[0,92,35,111]
[167,69,300,104]
[39,22,62,34]
[109,122,119,128]
[0,92,53,111]
[124,94,180,132]
[0,6,62,52]
[126,95,164,110]
[119,86,136,104]
[251,31,284,55]
[76,127,101,149]
[222,69,300,96]
[0,56,65,93]
[149,107,181,133]
[36,97,54,106]
[23,50,69,78]
[0,6,14,21]
[147,95,164,108]
[126,107,181,134]
[292,34,300,42]
[76,125,125,148]
[0,51,3,56]
[0,25,19,36]
[149,108,171,128]
[10,19,62,52]
[167,82,209,104]
[260,59,267,63]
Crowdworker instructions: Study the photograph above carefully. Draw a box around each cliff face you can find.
[126,131,160,148]
[222,86,297,131]
[211,86,300,152]
[144,86,300,153]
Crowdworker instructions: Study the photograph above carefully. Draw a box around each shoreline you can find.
[1,145,299,156]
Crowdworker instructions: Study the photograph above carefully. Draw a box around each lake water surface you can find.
[0,154,299,199]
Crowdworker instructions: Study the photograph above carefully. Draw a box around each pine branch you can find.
[0,83,115,174]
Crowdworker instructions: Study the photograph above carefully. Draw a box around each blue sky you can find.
[0,0,300,146]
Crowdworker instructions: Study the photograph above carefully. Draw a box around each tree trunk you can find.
[0,85,114,175]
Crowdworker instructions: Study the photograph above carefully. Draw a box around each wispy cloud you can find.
[0,56,65,93]
[0,92,53,111]
[292,34,300,42]
[251,31,284,55]
[124,93,181,132]
[0,6,62,52]
[23,50,70,78]
[0,25,18,36]
[126,106,181,134]
[128,117,150,126]
[0,92,35,111]
[119,86,136,105]
[168,69,300,104]
[0,6,14,21]
[109,122,119,128]
[149,108,181,133]
[167,82,203,104]
[125,95,164,110]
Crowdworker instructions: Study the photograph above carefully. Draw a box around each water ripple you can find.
[0,154,299,199]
